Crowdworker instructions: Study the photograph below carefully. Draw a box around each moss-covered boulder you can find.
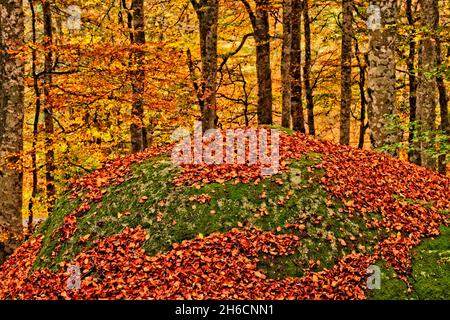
[1,132,449,300]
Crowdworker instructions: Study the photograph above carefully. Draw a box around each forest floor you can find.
[0,130,449,300]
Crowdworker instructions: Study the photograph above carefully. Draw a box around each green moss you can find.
[34,195,81,269]
[254,153,387,279]
[33,151,449,300]
[368,226,450,300]
[34,159,178,269]
[409,226,450,299]
[35,153,336,270]
[366,262,411,300]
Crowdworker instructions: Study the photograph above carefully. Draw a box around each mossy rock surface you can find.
[38,153,366,271]
[29,148,449,299]
[5,127,439,301]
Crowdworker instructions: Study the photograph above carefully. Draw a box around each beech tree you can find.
[340,0,352,145]
[130,0,148,151]
[0,0,25,262]
[43,1,56,211]
[241,0,273,125]
[434,1,449,175]
[281,0,292,129]
[291,0,305,133]
[190,0,219,131]
[406,0,419,164]
[303,0,314,135]
[367,0,400,151]
[416,0,438,170]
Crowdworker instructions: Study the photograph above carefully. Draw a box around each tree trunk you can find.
[416,0,438,170]
[27,0,40,232]
[291,0,305,133]
[43,1,56,212]
[355,40,369,149]
[130,0,148,152]
[254,0,273,125]
[0,0,24,263]
[303,0,314,135]
[340,0,352,145]
[406,0,420,164]
[191,0,219,131]
[281,0,292,129]
[435,1,449,175]
[367,0,400,151]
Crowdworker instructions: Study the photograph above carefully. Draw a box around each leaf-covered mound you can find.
[1,132,449,300]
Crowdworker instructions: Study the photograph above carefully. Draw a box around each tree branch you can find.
[240,0,256,28]
[218,33,253,73]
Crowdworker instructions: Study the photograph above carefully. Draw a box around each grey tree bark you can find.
[340,0,352,145]
[130,0,148,152]
[191,0,219,131]
[281,0,292,129]
[367,0,400,151]
[416,0,438,170]
[0,0,24,263]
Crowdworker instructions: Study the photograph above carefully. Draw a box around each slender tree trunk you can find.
[416,0,438,170]
[0,0,25,263]
[255,0,273,125]
[340,0,352,145]
[130,0,148,152]
[43,1,56,212]
[406,0,420,164]
[122,0,134,41]
[367,0,400,151]
[357,62,368,149]
[27,0,41,232]
[303,0,314,135]
[241,0,273,125]
[435,1,449,175]
[191,0,219,131]
[291,0,305,133]
[355,40,369,149]
[281,0,292,128]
